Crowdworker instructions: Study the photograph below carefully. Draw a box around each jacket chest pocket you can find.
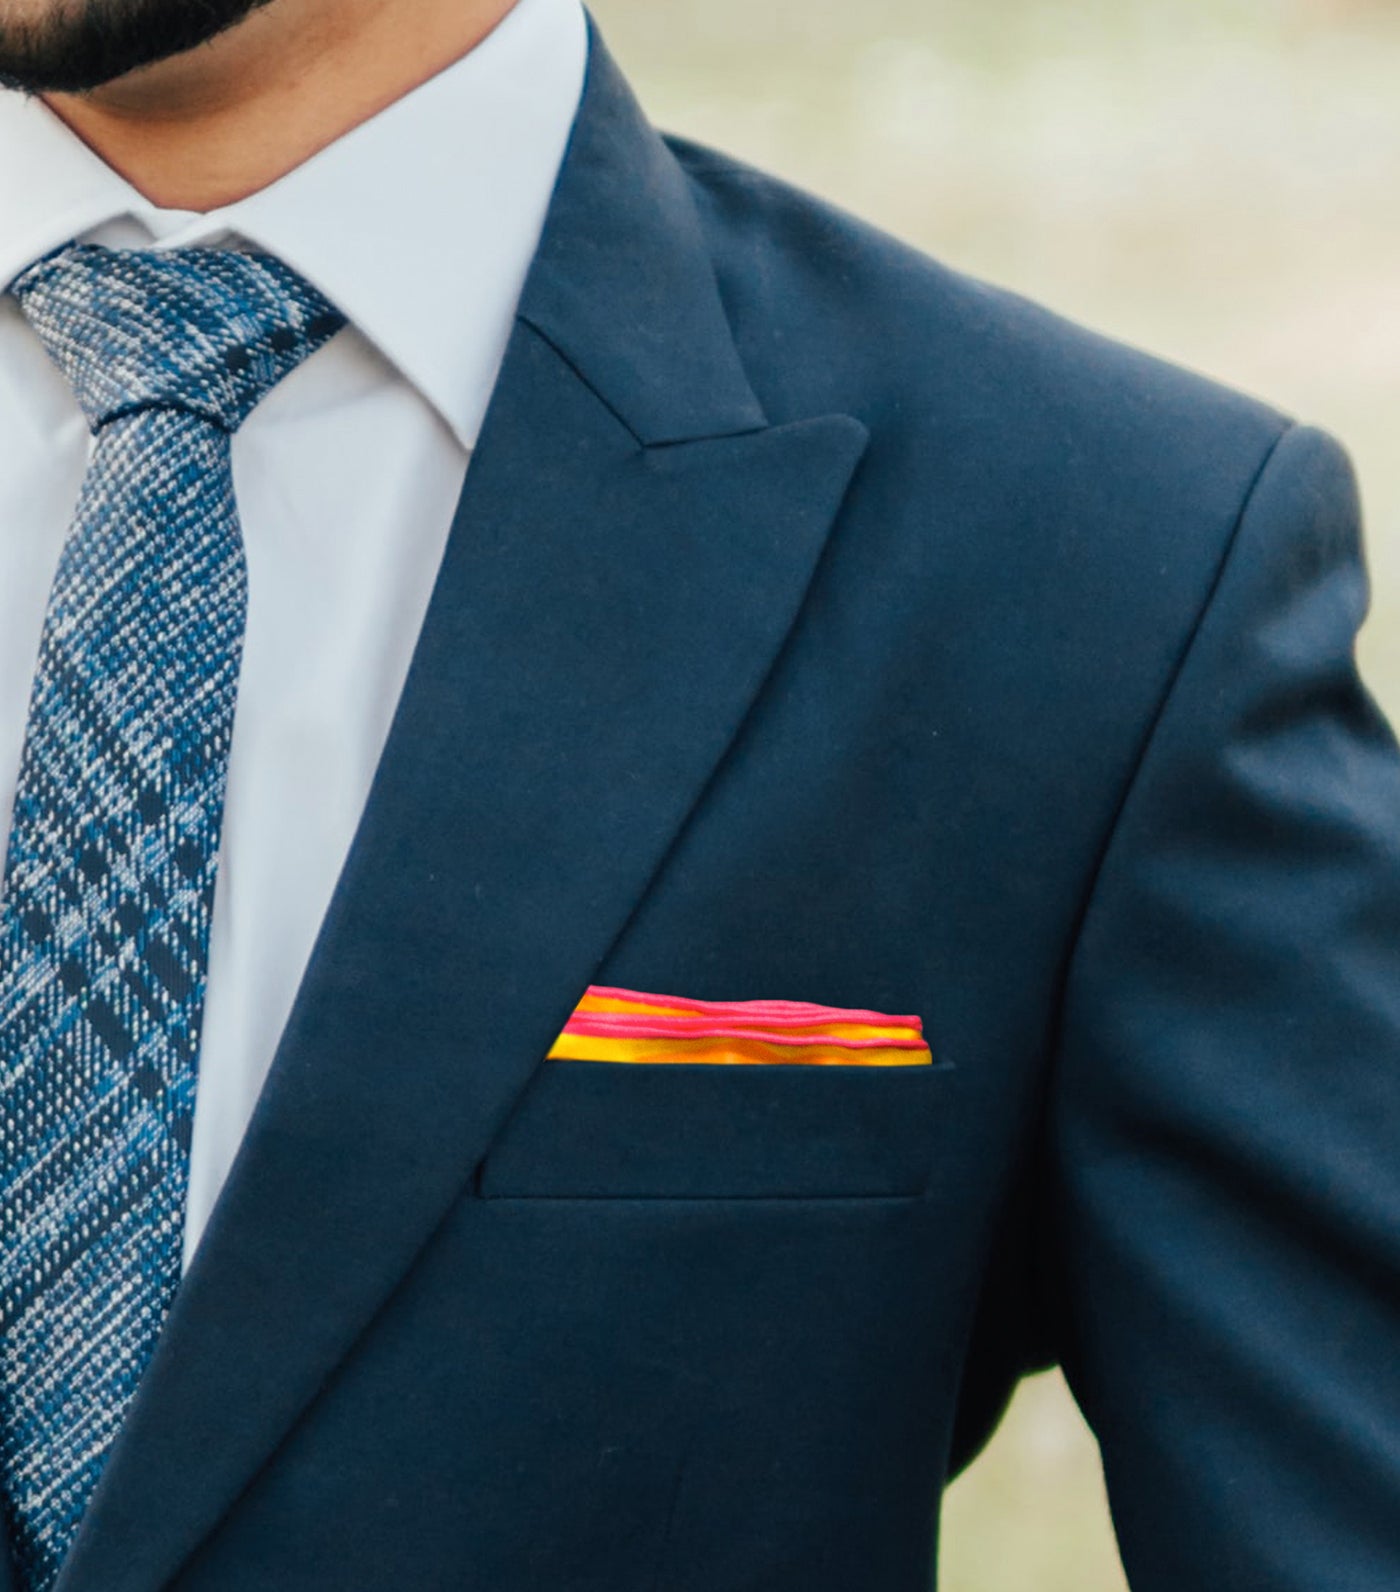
[476,1058,954,1201]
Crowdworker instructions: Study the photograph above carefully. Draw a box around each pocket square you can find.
[547,985,932,1066]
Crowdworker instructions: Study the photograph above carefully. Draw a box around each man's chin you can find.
[0,0,276,95]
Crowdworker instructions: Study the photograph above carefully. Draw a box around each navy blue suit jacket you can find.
[21,22,1400,1592]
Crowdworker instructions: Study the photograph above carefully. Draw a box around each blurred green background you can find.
[586,2,1400,1588]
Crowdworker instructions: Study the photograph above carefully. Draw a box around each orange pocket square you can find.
[547,985,932,1066]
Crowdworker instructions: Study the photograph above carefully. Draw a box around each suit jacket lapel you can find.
[54,31,867,1592]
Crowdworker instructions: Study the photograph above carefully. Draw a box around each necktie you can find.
[0,245,344,1590]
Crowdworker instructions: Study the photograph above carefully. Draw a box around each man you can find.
[0,0,1395,1586]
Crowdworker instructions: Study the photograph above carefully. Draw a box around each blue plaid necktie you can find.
[0,245,344,1590]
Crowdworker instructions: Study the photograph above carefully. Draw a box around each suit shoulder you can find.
[665,134,1291,500]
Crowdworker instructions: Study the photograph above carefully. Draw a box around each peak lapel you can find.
[54,29,868,1592]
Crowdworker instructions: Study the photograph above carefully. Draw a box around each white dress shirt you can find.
[0,0,588,1270]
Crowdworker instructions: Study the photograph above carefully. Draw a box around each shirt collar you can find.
[0,0,588,450]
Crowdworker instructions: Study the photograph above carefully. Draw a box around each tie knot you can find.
[9,243,345,433]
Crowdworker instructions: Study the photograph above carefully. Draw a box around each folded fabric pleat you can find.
[548,986,932,1066]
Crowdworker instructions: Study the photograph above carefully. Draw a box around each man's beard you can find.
[0,0,276,94]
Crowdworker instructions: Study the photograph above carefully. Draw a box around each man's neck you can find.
[43,0,518,211]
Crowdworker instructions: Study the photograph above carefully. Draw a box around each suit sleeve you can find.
[1050,423,1400,1588]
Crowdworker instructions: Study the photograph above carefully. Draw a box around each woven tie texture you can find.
[0,244,343,1590]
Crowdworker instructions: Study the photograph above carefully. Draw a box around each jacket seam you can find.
[513,314,649,448]
[1057,417,1300,974]
[1027,417,1301,1375]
